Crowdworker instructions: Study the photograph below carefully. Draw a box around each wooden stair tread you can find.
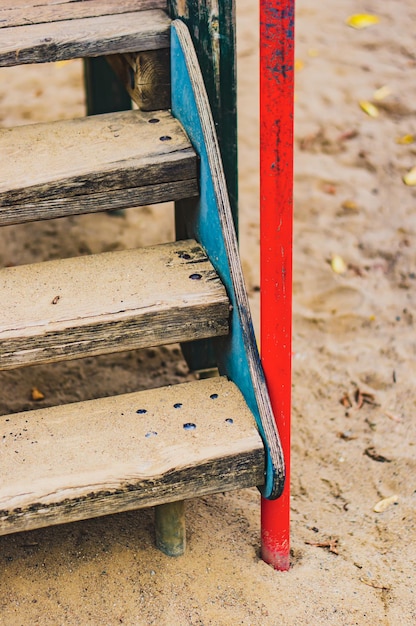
[0,240,230,370]
[0,377,265,536]
[0,7,170,67]
[0,1,166,29]
[0,109,198,225]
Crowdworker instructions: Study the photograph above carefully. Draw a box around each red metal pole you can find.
[260,0,294,570]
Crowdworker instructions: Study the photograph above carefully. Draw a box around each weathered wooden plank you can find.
[0,9,170,67]
[0,109,198,222]
[107,49,171,111]
[0,240,230,370]
[0,377,264,536]
[0,1,167,29]
[171,22,285,499]
[0,181,198,226]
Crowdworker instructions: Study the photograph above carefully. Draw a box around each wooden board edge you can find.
[0,450,264,537]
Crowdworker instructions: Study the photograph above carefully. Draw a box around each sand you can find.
[1,0,415,624]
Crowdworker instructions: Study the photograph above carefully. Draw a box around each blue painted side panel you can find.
[171,23,283,498]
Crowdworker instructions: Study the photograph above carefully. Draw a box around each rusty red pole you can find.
[260,0,294,570]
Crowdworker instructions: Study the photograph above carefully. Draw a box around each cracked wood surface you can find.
[0,8,170,66]
[0,240,230,370]
[0,109,198,225]
[0,377,264,536]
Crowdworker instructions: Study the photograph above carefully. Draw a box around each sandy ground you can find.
[1,0,416,624]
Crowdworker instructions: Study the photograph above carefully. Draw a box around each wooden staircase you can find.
[0,1,284,556]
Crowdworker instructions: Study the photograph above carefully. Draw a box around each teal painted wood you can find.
[169,0,238,372]
[168,0,238,233]
[170,21,285,499]
[83,57,132,115]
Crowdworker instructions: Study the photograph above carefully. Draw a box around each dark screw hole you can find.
[173,403,183,409]
[225,418,234,425]
[159,135,172,141]
[148,118,160,124]
[189,273,202,280]
[183,423,196,431]
[145,431,158,438]
[136,409,147,414]
[178,253,191,260]
[210,393,219,400]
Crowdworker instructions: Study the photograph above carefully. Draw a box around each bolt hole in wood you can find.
[225,418,234,424]
[136,409,147,414]
[173,403,182,408]
[159,135,171,141]
[183,423,196,431]
[189,273,202,280]
[148,118,160,124]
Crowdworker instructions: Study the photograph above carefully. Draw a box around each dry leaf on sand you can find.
[346,14,380,29]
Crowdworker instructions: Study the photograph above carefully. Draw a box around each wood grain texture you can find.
[107,49,171,111]
[0,181,198,226]
[0,9,170,67]
[0,1,167,29]
[0,240,230,370]
[0,377,264,536]
[0,109,198,224]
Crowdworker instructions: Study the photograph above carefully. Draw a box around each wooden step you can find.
[0,4,170,67]
[0,109,198,225]
[0,240,230,370]
[0,376,265,536]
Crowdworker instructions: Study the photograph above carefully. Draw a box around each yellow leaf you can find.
[373,85,391,101]
[331,254,347,274]
[396,134,415,145]
[341,199,358,212]
[403,166,416,186]
[31,387,45,401]
[373,495,398,513]
[359,100,379,118]
[346,14,380,29]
